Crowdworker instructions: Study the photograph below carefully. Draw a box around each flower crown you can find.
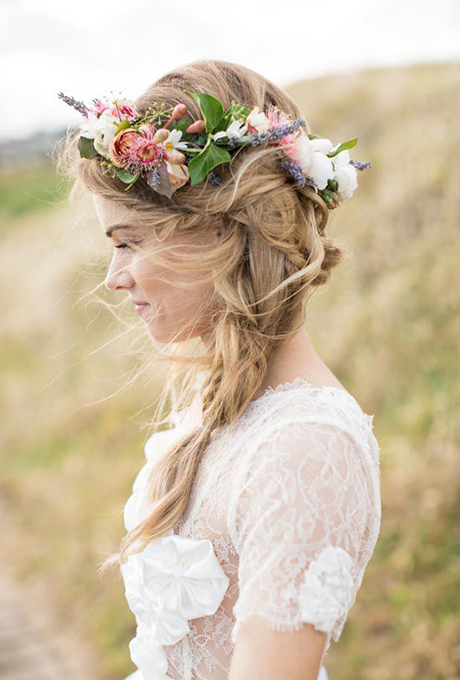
[58,89,371,210]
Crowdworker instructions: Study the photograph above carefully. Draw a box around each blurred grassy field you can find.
[0,62,459,680]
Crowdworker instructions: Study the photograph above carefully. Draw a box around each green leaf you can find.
[113,167,140,184]
[322,187,339,200]
[186,91,224,134]
[78,136,98,159]
[327,178,339,192]
[327,137,358,158]
[320,187,340,210]
[213,112,233,134]
[114,120,132,136]
[187,140,231,186]
[189,134,208,147]
[212,101,252,135]
[168,117,193,135]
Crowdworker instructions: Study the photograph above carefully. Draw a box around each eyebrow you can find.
[105,223,136,237]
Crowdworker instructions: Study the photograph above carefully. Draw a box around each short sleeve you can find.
[228,416,376,651]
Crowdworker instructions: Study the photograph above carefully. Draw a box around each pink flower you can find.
[108,124,167,174]
[109,128,141,168]
[264,104,299,149]
[108,99,139,122]
[137,124,158,139]
[266,104,291,129]
[281,132,335,190]
[134,136,165,168]
[91,100,110,116]
[246,106,270,133]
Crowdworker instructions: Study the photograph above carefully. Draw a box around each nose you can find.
[104,255,135,291]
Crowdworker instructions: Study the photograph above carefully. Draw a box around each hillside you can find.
[0,62,459,680]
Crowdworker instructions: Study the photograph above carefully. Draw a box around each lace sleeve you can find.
[227,416,376,650]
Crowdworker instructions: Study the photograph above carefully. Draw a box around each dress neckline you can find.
[183,376,375,441]
[218,376,375,434]
[248,376,350,406]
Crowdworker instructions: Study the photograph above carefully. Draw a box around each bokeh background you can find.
[0,1,459,679]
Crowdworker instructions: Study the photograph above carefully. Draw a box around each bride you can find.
[57,58,381,680]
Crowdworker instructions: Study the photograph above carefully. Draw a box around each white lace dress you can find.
[121,378,382,680]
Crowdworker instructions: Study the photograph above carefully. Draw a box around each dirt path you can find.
[0,569,78,680]
[0,493,101,680]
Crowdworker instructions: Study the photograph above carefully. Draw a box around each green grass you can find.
[0,162,71,223]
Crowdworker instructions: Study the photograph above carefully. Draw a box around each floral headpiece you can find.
[58,89,371,210]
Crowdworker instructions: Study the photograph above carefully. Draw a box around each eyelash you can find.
[115,242,139,250]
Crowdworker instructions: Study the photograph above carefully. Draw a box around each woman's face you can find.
[93,194,216,344]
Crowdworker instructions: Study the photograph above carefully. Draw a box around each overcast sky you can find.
[1,0,459,142]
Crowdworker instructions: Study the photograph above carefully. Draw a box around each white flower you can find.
[285,133,335,190]
[80,110,120,158]
[303,137,335,190]
[298,545,355,637]
[162,128,189,151]
[79,110,99,138]
[213,119,249,142]
[308,153,335,191]
[246,106,270,133]
[331,147,350,168]
[333,165,358,201]
[330,147,358,201]
[310,138,335,155]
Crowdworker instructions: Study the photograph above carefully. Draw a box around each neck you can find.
[252,326,319,399]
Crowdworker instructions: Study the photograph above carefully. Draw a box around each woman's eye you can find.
[115,242,139,250]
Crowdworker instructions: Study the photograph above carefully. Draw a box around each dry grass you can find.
[0,62,459,680]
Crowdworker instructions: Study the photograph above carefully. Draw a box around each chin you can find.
[145,322,184,344]
[146,322,203,345]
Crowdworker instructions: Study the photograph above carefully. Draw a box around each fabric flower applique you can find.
[123,396,203,534]
[298,545,356,640]
[129,628,171,680]
[120,533,230,679]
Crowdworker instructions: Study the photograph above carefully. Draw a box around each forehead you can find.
[92,194,143,235]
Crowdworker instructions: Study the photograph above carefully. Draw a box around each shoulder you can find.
[227,385,381,539]
[233,384,378,467]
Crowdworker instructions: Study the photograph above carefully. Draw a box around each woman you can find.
[57,58,381,680]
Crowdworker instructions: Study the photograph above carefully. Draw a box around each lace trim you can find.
[221,377,376,437]
[251,377,373,416]
[231,612,334,642]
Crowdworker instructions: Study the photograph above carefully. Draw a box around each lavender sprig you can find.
[57,92,89,117]
[349,159,372,170]
[146,168,161,189]
[279,158,318,190]
[207,170,223,186]
[248,118,307,147]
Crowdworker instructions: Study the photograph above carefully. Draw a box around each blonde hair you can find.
[55,58,350,574]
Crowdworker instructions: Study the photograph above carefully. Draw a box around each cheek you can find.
[132,255,215,314]
[133,255,201,292]
[132,257,166,292]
